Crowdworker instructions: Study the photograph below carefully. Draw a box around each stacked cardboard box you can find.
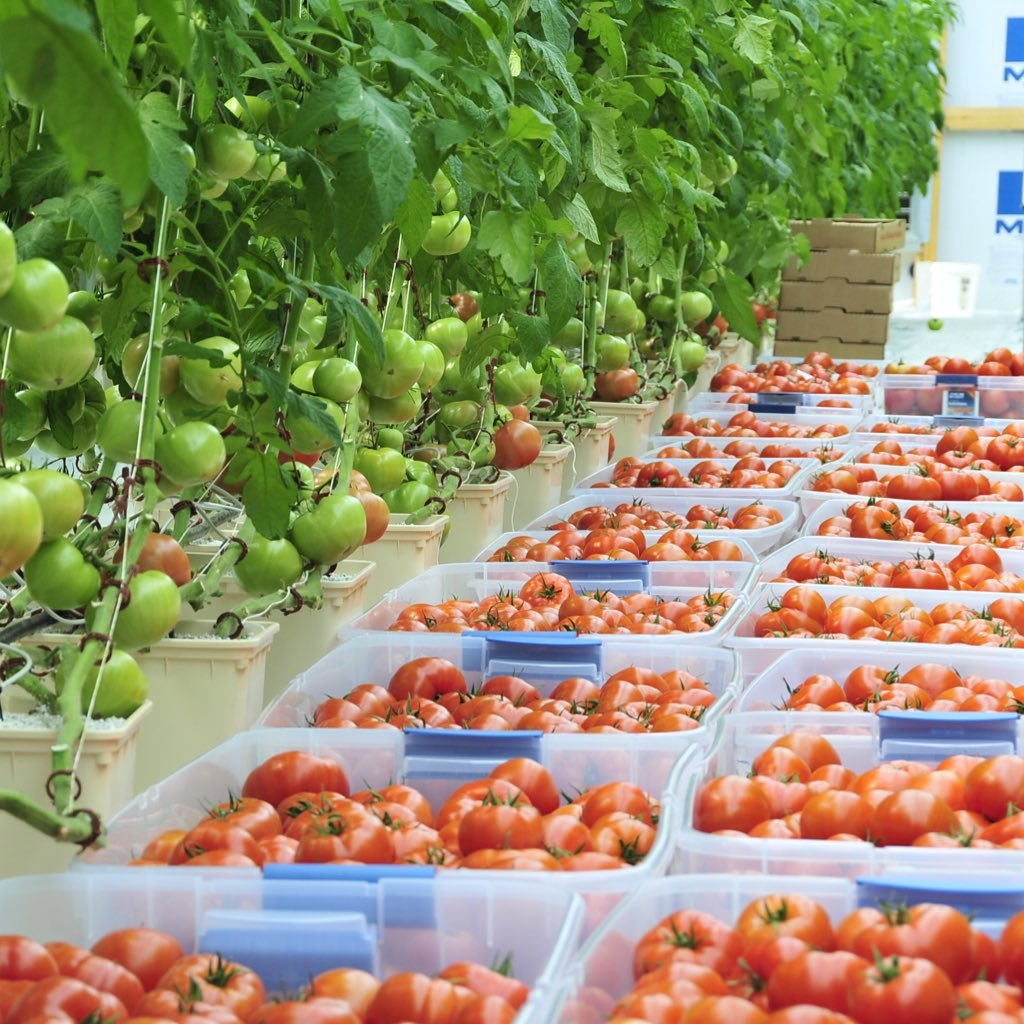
[774,218,906,360]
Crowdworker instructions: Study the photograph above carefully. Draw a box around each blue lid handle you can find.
[480,633,604,682]
[753,392,810,405]
[936,374,979,385]
[877,710,1020,760]
[934,416,985,427]
[550,560,650,594]
[749,403,798,415]
[403,728,543,769]
[265,863,437,882]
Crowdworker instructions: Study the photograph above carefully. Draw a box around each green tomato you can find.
[198,124,257,180]
[432,169,453,202]
[0,478,43,576]
[71,649,148,718]
[289,493,366,565]
[494,360,543,405]
[0,259,69,332]
[596,334,631,372]
[567,236,593,275]
[928,318,944,331]
[561,363,585,395]
[224,94,272,127]
[65,290,102,334]
[629,277,647,303]
[417,340,446,391]
[464,312,484,339]
[383,481,431,514]
[440,189,459,214]
[629,307,647,334]
[243,152,288,183]
[8,316,95,391]
[358,328,424,399]
[699,268,719,287]
[552,316,585,350]
[421,213,472,257]
[34,409,99,457]
[97,399,162,463]
[199,177,229,200]
[290,360,319,393]
[13,389,47,438]
[404,459,438,489]
[23,538,100,609]
[680,291,714,327]
[288,397,346,453]
[229,268,252,308]
[438,400,481,431]
[647,294,676,324]
[376,428,404,451]
[121,335,182,397]
[108,570,181,650]
[234,534,303,596]
[424,317,468,359]
[155,421,227,487]
[603,290,639,334]
[298,314,326,345]
[267,98,300,133]
[718,240,730,263]
[355,446,407,493]
[678,339,708,372]
[0,221,15,299]
[438,361,484,403]
[278,459,314,500]
[179,336,243,406]
[313,357,362,403]
[367,386,422,425]
[162,385,217,426]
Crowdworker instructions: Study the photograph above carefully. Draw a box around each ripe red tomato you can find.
[242,751,350,807]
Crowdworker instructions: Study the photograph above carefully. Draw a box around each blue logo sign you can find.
[997,171,1024,234]
[1006,19,1024,79]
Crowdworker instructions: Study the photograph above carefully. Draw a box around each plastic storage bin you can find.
[526,495,801,557]
[553,872,1024,1024]
[347,561,755,646]
[588,400,659,458]
[728,582,1024,680]
[656,407,864,436]
[883,373,1024,418]
[441,474,513,563]
[690,391,875,414]
[259,631,741,744]
[475,531,759,565]
[855,413,1020,439]
[801,496,1024,539]
[0,871,582,1024]
[646,435,852,459]
[674,710,1024,879]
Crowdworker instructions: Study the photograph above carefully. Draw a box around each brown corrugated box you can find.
[780,279,893,315]
[783,250,899,285]
[790,218,907,253]
[773,338,887,360]
[774,309,889,346]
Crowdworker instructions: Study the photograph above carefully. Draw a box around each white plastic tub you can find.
[347,561,754,646]
[801,496,1024,539]
[360,517,445,607]
[0,872,582,1024]
[588,400,659,458]
[674,711,1024,880]
[505,444,573,531]
[533,418,617,499]
[441,474,513,563]
[526,494,801,557]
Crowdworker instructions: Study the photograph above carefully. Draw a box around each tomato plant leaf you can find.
[713,269,760,344]
[534,0,571,53]
[676,81,709,136]
[506,105,556,145]
[523,36,581,104]
[332,148,382,265]
[242,452,296,540]
[395,177,434,255]
[508,310,550,362]
[246,365,289,409]
[586,106,629,193]
[540,238,581,337]
[11,144,71,207]
[478,209,535,283]
[0,9,149,203]
[139,0,191,68]
[281,68,363,146]
[94,0,136,72]
[137,92,190,208]
[615,193,667,268]
[461,322,511,375]
[581,9,627,76]
[66,180,123,258]
[733,15,775,66]
[0,389,30,451]
[310,282,385,364]
[287,392,344,448]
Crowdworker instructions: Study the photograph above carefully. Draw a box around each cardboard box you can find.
[774,309,889,346]
[790,218,907,253]
[773,338,887,360]
[783,250,899,286]
[780,280,893,315]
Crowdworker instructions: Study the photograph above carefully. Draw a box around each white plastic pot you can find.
[532,417,617,499]
[588,400,659,458]
[358,516,445,608]
[440,473,513,563]
[503,444,572,532]
[0,698,150,878]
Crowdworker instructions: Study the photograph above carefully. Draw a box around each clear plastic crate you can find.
[645,435,853,459]
[474,531,759,566]
[690,391,875,414]
[736,645,1024,714]
[346,562,754,646]
[855,413,1022,439]
[574,458,827,500]
[258,632,740,753]
[728,581,1024,680]
[674,711,1024,880]
[883,373,1024,418]
[551,872,1024,1024]
[656,407,864,436]
[0,872,581,1024]
[526,495,801,557]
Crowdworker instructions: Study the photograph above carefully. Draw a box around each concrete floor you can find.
[887,309,1024,364]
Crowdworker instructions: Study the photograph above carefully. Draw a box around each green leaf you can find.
[508,311,550,362]
[0,10,149,203]
[560,193,599,243]
[677,82,710,136]
[67,180,122,257]
[139,0,190,67]
[137,92,189,208]
[287,391,343,447]
[713,270,760,344]
[615,194,667,267]
[477,209,534,282]
[585,10,626,75]
[45,390,78,450]
[11,145,70,208]
[395,177,434,255]
[246,365,289,409]
[506,105,556,144]
[734,14,775,65]
[332,149,382,265]
[242,452,295,540]
[94,0,135,71]
[587,107,629,193]
[534,0,570,52]
[281,68,363,146]
[461,322,511,374]
[311,282,385,364]
[0,390,30,450]
[249,9,311,84]
[540,238,581,337]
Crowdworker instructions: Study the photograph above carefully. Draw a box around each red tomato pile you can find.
[487,529,747,563]
[384,573,736,636]
[813,465,1024,503]
[887,348,1024,376]
[604,457,808,490]
[662,412,851,439]
[695,730,1024,853]
[711,355,877,396]
[0,930,528,1024]
[132,754,660,872]
[654,440,843,463]
[589,888,1024,1024]
[814,500,1024,547]
[780,662,1024,713]
[768,544,1024,592]
[545,501,786,533]
[751,585,1024,646]
[858,428,1024,470]
[311,658,715,734]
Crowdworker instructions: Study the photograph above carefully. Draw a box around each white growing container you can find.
[441,474,513,563]
[588,400,659,458]
[532,418,617,499]
[526,494,801,557]
[505,444,574,531]
[0,702,150,879]
[674,711,1024,880]
[801,496,1024,539]
[347,561,755,647]
[360,516,445,607]
[0,872,582,1024]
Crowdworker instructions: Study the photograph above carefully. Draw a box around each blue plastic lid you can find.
[403,729,543,765]
[936,374,980,385]
[934,416,985,427]
[857,875,1024,932]
[550,559,651,593]
[877,709,1019,760]
[749,403,798,415]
